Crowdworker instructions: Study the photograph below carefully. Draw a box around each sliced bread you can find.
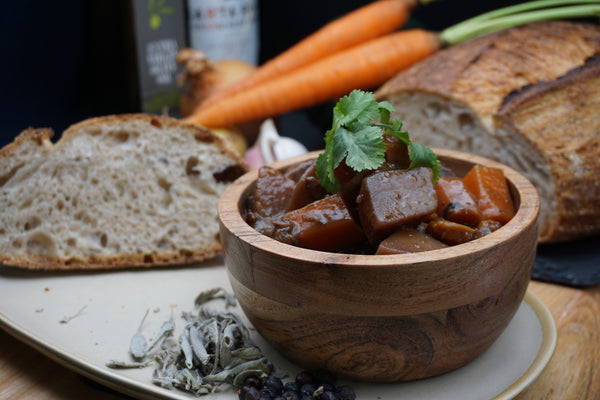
[0,114,246,270]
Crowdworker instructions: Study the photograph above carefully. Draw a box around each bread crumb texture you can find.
[0,114,246,270]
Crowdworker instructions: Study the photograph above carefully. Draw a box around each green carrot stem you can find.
[440,4,600,46]
[453,0,600,25]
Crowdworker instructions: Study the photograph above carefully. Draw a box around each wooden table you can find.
[1,280,599,400]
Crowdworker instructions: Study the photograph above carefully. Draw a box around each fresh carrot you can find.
[197,0,420,109]
[185,29,441,128]
[462,165,515,225]
[185,1,600,130]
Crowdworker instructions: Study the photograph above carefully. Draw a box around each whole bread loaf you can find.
[0,114,246,270]
[376,21,600,243]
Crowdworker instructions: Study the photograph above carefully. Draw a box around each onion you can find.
[176,48,256,117]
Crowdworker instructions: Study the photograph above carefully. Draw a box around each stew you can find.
[244,133,515,255]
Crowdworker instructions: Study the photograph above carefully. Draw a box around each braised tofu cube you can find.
[376,227,448,255]
[251,166,296,219]
[382,132,410,168]
[286,161,328,212]
[284,159,314,182]
[357,167,437,245]
[246,166,297,237]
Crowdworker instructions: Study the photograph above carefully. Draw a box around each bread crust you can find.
[377,21,600,125]
[0,242,224,271]
[376,21,600,242]
[63,113,237,156]
[496,56,600,242]
[0,114,247,270]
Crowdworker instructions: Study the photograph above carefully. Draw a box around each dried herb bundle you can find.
[107,287,273,396]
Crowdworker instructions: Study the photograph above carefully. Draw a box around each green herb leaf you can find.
[334,126,386,172]
[316,128,339,193]
[409,142,441,181]
[316,89,440,193]
[375,119,410,145]
[377,100,396,125]
[333,90,380,130]
[316,145,339,193]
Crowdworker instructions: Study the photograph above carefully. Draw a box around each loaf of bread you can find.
[376,21,600,243]
[0,114,246,270]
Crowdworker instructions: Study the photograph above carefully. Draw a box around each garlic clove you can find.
[244,119,308,169]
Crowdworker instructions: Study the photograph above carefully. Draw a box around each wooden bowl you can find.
[218,149,540,382]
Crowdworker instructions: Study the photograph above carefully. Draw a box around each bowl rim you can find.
[218,148,540,267]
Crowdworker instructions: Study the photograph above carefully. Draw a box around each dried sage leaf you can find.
[129,309,149,359]
[231,346,262,361]
[105,359,153,369]
[180,328,195,370]
[194,287,236,308]
[146,316,175,353]
[189,325,210,367]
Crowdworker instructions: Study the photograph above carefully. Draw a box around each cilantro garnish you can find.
[316,90,441,193]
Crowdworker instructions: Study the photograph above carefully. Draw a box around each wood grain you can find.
[219,150,539,382]
[1,281,600,398]
[516,281,600,400]
[228,258,531,382]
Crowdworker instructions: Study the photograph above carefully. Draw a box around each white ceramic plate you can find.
[0,260,556,400]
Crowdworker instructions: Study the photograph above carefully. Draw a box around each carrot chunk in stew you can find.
[426,218,475,246]
[280,194,365,252]
[462,165,515,225]
[435,177,483,226]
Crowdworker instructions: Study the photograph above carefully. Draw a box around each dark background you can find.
[0,0,519,149]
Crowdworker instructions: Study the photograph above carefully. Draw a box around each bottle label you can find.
[187,0,259,65]
[132,0,187,114]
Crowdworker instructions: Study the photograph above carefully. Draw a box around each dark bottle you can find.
[84,0,187,117]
